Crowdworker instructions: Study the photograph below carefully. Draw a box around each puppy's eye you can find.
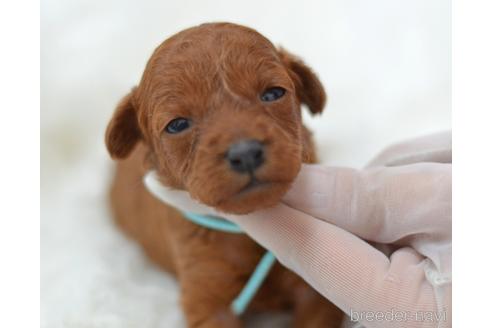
[165,118,190,134]
[260,87,286,102]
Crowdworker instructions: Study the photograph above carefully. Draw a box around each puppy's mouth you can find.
[213,176,290,214]
[210,173,293,214]
[237,176,270,195]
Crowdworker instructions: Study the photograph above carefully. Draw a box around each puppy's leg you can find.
[293,285,344,328]
[179,269,243,328]
[181,278,242,328]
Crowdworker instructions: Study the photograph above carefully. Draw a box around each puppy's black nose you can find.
[227,139,265,173]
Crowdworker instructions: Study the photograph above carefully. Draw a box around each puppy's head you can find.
[106,23,326,214]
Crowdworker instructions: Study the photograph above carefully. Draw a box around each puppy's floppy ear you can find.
[278,48,326,114]
[105,89,141,159]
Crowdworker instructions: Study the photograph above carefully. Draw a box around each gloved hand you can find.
[144,131,451,328]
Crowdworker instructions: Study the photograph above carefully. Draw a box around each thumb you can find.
[143,170,215,215]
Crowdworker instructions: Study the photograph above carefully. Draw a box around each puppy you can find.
[105,22,343,327]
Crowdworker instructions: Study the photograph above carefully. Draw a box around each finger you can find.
[367,131,451,167]
[143,170,215,215]
[229,205,438,327]
[281,163,451,243]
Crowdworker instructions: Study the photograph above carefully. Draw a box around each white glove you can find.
[144,131,451,328]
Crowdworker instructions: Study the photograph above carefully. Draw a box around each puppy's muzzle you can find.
[226,139,265,174]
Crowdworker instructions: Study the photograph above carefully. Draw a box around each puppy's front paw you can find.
[293,286,344,328]
[188,309,242,328]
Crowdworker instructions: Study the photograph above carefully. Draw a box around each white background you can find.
[40,0,451,327]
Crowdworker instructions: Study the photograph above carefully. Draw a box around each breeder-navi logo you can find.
[350,308,447,324]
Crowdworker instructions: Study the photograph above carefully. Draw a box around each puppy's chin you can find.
[213,181,292,214]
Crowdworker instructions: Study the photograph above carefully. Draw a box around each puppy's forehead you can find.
[140,23,285,102]
[156,23,278,66]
